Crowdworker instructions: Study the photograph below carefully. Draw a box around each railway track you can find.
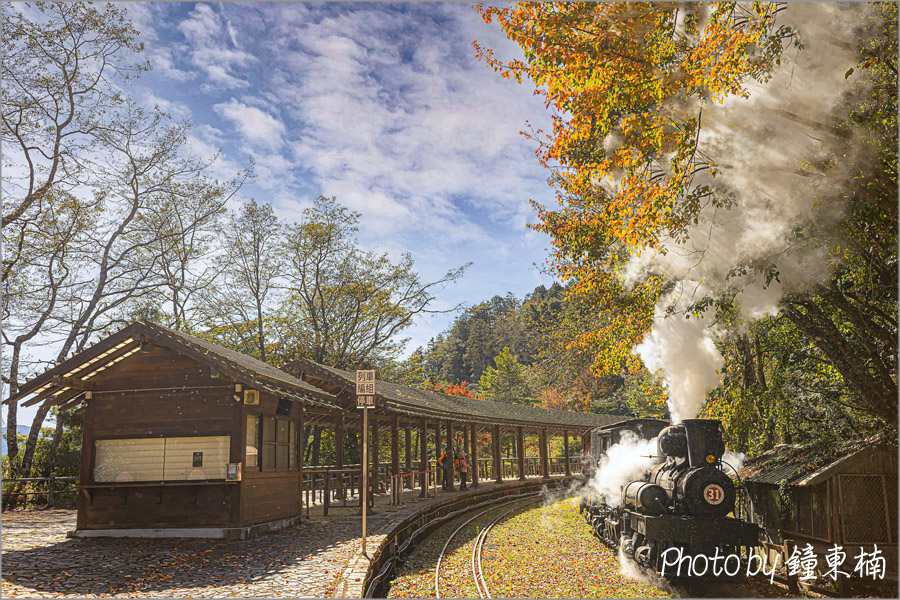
[434,495,541,599]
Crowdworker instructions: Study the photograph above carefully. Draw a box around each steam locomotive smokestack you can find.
[624,3,872,421]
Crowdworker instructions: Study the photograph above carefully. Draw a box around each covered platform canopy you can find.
[284,357,622,430]
[282,357,626,492]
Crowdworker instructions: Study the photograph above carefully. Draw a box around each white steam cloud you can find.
[634,293,724,423]
[588,431,658,506]
[618,545,673,592]
[624,3,871,421]
[723,450,747,475]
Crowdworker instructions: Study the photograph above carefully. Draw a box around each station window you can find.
[94,436,230,482]
[246,414,260,468]
[261,416,295,470]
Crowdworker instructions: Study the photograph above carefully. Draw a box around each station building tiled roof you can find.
[8,321,627,432]
[285,357,627,431]
[5,322,338,411]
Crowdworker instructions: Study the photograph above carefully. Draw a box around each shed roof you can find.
[739,437,892,487]
[5,322,338,411]
[285,357,627,430]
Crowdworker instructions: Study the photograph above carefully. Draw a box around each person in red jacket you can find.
[437,448,448,489]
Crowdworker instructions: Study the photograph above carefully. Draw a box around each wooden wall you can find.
[89,345,233,438]
[239,391,302,526]
[240,472,301,525]
[748,444,898,585]
[79,485,236,529]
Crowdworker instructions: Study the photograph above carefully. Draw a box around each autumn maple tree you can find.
[475,2,793,248]
[474,2,796,373]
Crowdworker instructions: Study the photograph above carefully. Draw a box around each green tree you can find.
[150,192,230,331]
[2,2,147,229]
[610,367,669,419]
[479,347,535,404]
[430,294,523,384]
[704,314,886,457]
[2,4,245,473]
[2,0,145,462]
[200,199,282,362]
[778,3,898,427]
[382,349,430,390]
[275,196,468,369]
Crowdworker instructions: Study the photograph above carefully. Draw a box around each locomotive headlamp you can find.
[706,454,716,464]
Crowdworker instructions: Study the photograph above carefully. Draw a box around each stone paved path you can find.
[2,478,559,598]
[1,509,374,598]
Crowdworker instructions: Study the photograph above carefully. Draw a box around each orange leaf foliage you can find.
[434,380,478,398]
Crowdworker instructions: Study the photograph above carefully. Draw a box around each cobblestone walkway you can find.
[1,509,374,598]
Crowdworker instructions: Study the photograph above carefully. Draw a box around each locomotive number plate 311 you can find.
[703,484,725,505]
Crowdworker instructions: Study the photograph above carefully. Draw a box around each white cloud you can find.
[177,4,221,46]
[213,99,285,149]
[256,3,552,244]
[176,4,256,90]
[136,2,559,351]
[205,64,249,89]
[184,134,246,185]
[194,123,226,146]
[124,3,159,43]
[140,90,191,119]
[252,152,297,190]
[150,47,198,82]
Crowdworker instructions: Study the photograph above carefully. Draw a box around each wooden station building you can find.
[6,322,623,538]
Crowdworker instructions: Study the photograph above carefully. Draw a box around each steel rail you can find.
[434,496,537,599]
[366,490,544,598]
[472,497,542,598]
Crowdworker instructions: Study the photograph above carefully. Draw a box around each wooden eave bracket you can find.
[138,334,155,353]
[51,375,95,390]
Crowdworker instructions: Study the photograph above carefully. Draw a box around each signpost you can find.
[356,369,375,554]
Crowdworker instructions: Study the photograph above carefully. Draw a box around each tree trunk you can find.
[349,430,359,465]
[18,403,52,478]
[5,343,21,460]
[256,297,266,363]
[48,414,65,474]
[303,426,314,462]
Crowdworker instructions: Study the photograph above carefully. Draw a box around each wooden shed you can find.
[5,322,338,538]
[739,438,898,592]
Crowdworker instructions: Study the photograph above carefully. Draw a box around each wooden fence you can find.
[2,474,79,508]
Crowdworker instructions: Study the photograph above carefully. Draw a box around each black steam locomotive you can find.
[580,418,758,574]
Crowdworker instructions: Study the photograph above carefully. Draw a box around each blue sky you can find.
[7,2,561,428]
[131,1,557,348]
